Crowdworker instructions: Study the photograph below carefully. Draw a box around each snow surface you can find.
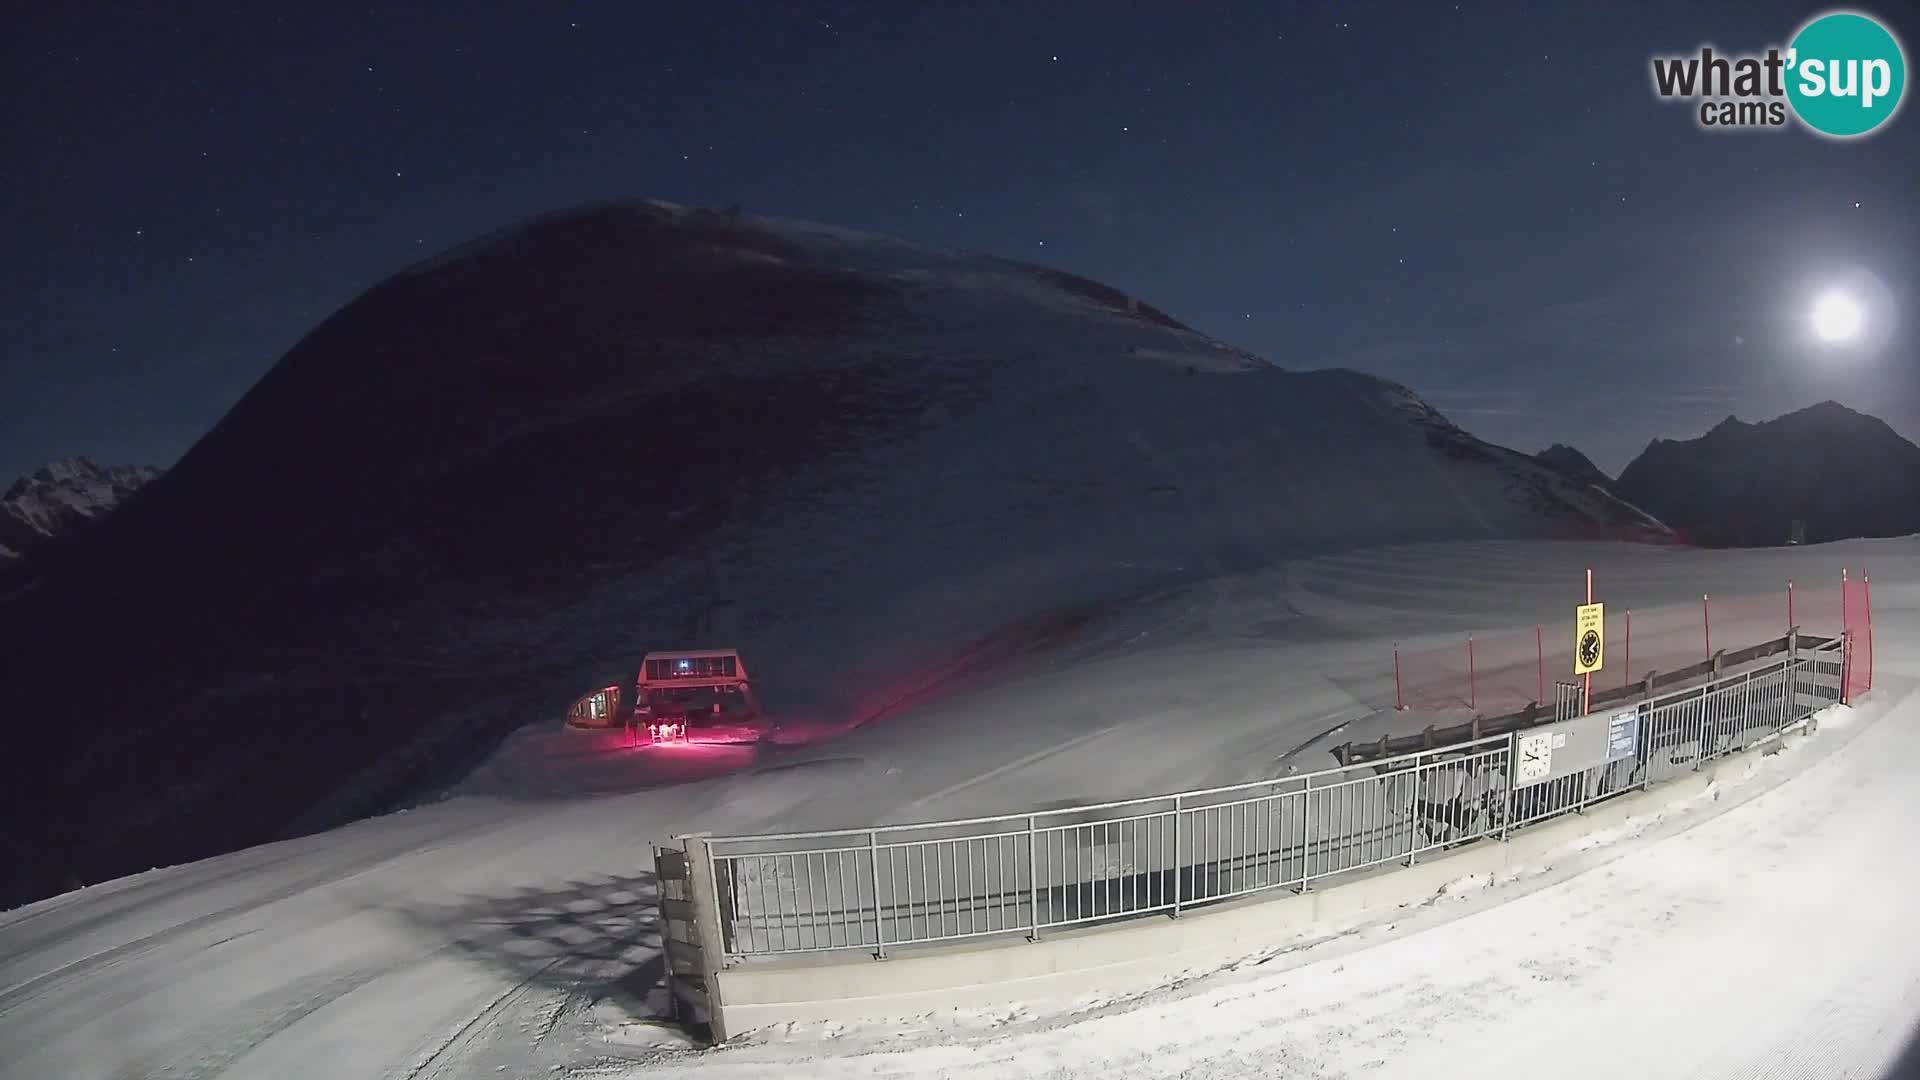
[0,538,1914,1079]
[0,200,1688,906]
[636,692,1920,1080]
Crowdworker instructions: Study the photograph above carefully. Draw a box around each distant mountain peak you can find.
[1703,414,1749,437]
[1617,400,1920,547]
[1534,444,1617,492]
[0,458,161,562]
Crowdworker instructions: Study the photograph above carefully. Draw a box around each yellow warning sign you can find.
[1574,602,1605,675]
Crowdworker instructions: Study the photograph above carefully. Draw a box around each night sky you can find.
[6,1,1915,482]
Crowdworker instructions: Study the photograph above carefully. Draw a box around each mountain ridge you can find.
[0,199,1672,906]
[0,456,161,562]
[1617,400,1920,547]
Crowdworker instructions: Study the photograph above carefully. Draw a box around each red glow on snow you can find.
[648,721,687,742]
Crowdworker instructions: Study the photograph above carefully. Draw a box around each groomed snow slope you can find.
[638,696,1920,1080]
[0,200,1664,905]
[0,538,1912,1079]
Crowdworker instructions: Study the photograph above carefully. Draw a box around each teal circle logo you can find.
[1786,11,1907,137]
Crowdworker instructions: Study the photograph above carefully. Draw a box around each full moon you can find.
[1811,290,1865,343]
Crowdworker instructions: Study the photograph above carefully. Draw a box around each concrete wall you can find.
[707,723,1813,1036]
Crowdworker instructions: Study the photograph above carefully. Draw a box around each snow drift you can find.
[0,200,1665,908]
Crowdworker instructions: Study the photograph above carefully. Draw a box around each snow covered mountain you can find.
[1617,401,1920,547]
[1534,444,1617,495]
[0,200,1669,907]
[0,457,160,561]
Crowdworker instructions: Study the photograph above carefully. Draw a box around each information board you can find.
[1512,709,1631,787]
[1606,710,1639,762]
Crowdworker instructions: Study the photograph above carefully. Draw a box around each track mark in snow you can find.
[0,813,507,1020]
[895,721,1128,813]
[398,958,565,1080]
[103,963,403,1080]
[0,841,323,957]
[1270,706,1372,769]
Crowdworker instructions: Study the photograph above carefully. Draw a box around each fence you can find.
[685,635,1848,963]
[1392,575,1862,717]
[1844,571,1873,700]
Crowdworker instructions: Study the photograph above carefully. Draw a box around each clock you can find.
[1515,732,1554,785]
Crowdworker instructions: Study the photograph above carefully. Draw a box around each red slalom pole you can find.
[1624,609,1632,689]
[1394,643,1405,711]
[1864,570,1874,691]
[1536,624,1545,705]
[1468,636,1477,712]
[1703,594,1712,658]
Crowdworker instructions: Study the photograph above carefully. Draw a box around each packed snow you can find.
[0,537,1912,1080]
[632,692,1920,1080]
[0,201,1680,907]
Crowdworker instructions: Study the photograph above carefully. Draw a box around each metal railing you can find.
[696,635,1848,961]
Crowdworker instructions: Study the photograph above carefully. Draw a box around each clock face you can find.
[1516,733,1553,783]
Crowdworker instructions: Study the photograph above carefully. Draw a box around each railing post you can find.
[1406,767,1419,867]
[1172,794,1184,917]
[1841,630,1853,706]
[1499,731,1516,841]
[679,833,732,1042]
[869,829,887,959]
[1786,627,1799,716]
[1296,777,1313,893]
[1026,816,1040,941]
[1638,701,1654,792]
[1741,670,1753,746]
